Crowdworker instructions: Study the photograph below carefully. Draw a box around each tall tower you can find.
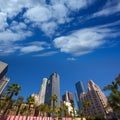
[0,61,9,94]
[80,80,113,119]
[75,81,86,110]
[45,72,60,107]
[39,78,48,104]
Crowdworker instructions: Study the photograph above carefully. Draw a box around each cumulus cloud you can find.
[0,0,92,39]
[0,29,32,42]
[53,28,107,56]
[24,5,52,23]
[0,0,119,56]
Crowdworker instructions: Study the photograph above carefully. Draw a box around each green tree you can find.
[62,103,69,118]
[55,106,62,118]
[82,101,91,118]
[38,104,48,118]
[15,96,24,115]
[50,94,58,117]
[2,84,21,116]
[77,110,84,120]
[71,102,75,118]
[19,106,27,116]
[26,95,35,119]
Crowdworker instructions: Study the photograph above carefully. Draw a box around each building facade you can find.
[45,72,60,107]
[62,91,74,103]
[80,80,113,119]
[38,78,48,104]
[0,61,9,94]
[62,91,75,116]
[75,81,86,110]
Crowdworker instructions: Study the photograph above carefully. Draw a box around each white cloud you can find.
[24,5,52,23]
[51,0,93,11]
[40,22,57,36]
[52,3,69,24]
[34,51,58,57]
[93,1,120,17]
[20,45,44,54]
[0,0,93,40]
[0,12,8,31]
[53,28,106,56]
[0,0,119,56]
[64,0,89,11]
[67,57,76,61]
[0,29,32,42]
[0,42,20,56]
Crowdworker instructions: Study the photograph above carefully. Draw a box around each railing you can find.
[1,116,73,120]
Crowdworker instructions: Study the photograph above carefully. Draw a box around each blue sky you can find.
[0,0,120,103]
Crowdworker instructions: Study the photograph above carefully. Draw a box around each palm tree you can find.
[38,104,48,118]
[26,95,35,119]
[55,106,62,118]
[2,84,21,116]
[62,103,69,118]
[71,102,75,118]
[82,101,91,117]
[103,81,120,112]
[19,106,27,116]
[15,96,24,115]
[77,110,84,120]
[6,84,21,100]
[50,94,58,117]
[0,100,6,116]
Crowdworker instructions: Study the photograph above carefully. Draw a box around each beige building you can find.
[0,61,9,94]
[80,80,113,119]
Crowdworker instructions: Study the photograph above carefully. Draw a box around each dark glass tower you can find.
[45,72,60,107]
[75,81,86,110]
[62,91,74,103]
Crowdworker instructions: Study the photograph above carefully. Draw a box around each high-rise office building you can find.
[31,78,48,105]
[0,61,9,94]
[80,80,113,119]
[39,78,47,104]
[62,91,74,103]
[45,72,60,107]
[75,81,86,109]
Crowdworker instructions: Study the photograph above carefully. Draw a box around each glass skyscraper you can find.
[45,72,60,107]
[75,81,86,110]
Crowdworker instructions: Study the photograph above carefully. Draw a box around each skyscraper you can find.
[0,61,8,80]
[45,72,60,107]
[80,80,113,119]
[0,61,9,94]
[0,77,9,94]
[75,81,86,109]
[39,78,47,104]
